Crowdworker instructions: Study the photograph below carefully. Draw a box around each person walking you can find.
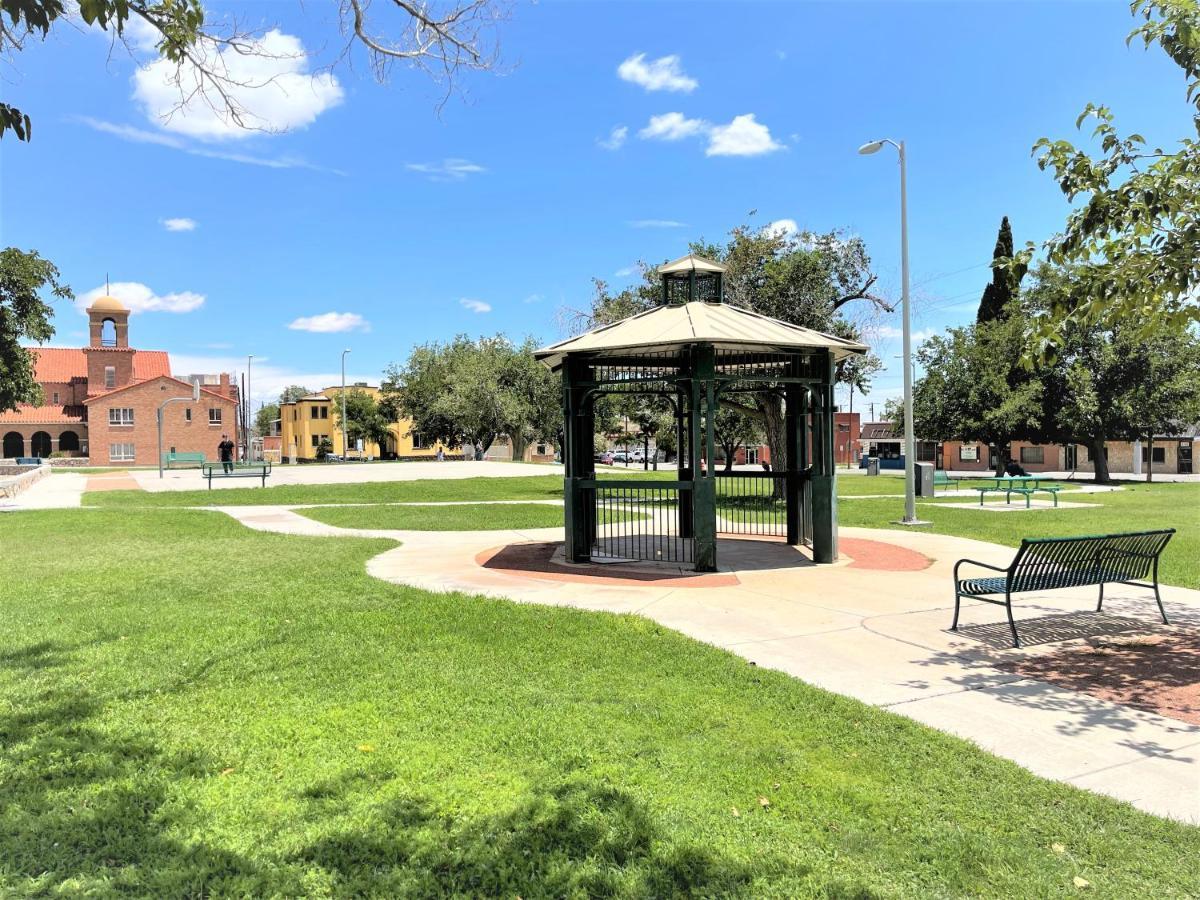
[218,434,235,475]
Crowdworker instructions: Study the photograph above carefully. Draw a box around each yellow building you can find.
[279,384,451,462]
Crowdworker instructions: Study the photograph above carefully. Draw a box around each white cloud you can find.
[405,158,487,182]
[617,53,697,93]
[639,112,707,142]
[287,312,370,333]
[598,125,628,150]
[77,117,346,174]
[133,29,343,141]
[161,217,197,232]
[615,265,638,277]
[460,298,492,314]
[873,325,935,343]
[523,294,542,304]
[706,114,784,157]
[629,219,687,229]
[763,218,798,239]
[77,281,204,315]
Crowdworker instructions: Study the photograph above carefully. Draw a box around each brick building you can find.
[0,295,240,465]
[732,412,861,467]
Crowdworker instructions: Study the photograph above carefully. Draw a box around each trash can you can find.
[914,461,935,497]
[866,457,879,476]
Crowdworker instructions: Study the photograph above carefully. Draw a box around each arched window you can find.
[59,431,80,454]
[100,318,117,347]
[30,431,51,457]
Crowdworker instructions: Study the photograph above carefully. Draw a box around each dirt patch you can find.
[476,542,741,587]
[998,630,1200,725]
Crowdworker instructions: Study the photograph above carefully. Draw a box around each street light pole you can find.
[246,354,253,462]
[860,137,918,524]
[158,380,201,479]
[341,348,351,462]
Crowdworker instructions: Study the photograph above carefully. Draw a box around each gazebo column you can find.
[785,383,801,546]
[676,387,693,538]
[691,345,717,571]
[563,356,594,562]
[811,351,839,563]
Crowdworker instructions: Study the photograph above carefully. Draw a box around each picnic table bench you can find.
[951,529,1175,647]
[201,461,272,489]
[933,470,957,493]
[163,451,205,469]
[975,475,1062,508]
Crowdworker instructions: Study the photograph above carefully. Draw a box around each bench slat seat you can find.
[951,529,1174,647]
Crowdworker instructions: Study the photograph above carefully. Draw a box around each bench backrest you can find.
[1009,529,1175,592]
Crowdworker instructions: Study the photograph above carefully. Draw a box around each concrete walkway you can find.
[0,471,86,510]
[213,504,1200,823]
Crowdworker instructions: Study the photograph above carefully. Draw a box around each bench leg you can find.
[1152,559,1170,625]
[1096,580,1104,613]
[1005,592,1020,648]
[951,591,962,632]
[1025,492,1031,509]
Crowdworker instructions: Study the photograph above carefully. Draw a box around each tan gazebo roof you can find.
[657,253,727,276]
[536,301,868,371]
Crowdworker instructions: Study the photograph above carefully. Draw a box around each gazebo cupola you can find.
[659,253,725,305]
[537,251,868,573]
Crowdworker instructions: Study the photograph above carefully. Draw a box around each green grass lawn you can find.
[1,508,1197,897]
[297,502,627,531]
[840,481,1200,589]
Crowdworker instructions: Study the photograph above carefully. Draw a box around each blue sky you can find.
[1,1,1191,415]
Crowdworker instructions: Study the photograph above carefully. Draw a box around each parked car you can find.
[629,448,646,463]
[611,450,629,464]
[594,451,615,465]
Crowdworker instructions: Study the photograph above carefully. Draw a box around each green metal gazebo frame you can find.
[535,254,867,572]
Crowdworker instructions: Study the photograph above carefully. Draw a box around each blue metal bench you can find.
[951,529,1175,647]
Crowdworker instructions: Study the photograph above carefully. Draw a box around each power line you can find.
[912,260,992,289]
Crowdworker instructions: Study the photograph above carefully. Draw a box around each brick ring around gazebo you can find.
[475,536,931,589]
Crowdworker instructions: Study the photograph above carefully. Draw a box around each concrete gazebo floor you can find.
[217,505,1200,823]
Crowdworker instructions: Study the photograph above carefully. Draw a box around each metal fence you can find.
[586,481,694,564]
[714,472,788,537]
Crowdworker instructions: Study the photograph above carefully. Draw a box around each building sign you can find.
[960,445,978,462]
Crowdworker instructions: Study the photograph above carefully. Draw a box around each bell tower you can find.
[83,295,135,395]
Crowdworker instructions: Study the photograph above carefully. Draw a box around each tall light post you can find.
[341,348,351,462]
[158,380,200,479]
[860,138,917,524]
[246,354,253,461]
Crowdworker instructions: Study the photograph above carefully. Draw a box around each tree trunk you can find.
[1146,436,1154,483]
[509,430,529,463]
[992,442,1008,477]
[758,394,787,472]
[1091,436,1110,483]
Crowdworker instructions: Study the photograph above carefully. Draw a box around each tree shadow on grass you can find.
[0,641,300,897]
[295,776,764,898]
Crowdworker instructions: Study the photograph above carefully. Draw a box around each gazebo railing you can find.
[583,479,694,564]
[714,471,787,537]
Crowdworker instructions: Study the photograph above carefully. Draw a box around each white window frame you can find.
[208,408,222,426]
[108,407,134,426]
[109,442,135,462]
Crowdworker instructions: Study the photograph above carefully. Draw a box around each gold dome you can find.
[88,295,127,313]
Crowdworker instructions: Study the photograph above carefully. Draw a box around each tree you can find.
[1019,2,1200,341]
[1,0,507,142]
[382,335,559,457]
[576,222,888,473]
[911,313,1048,476]
[330,388,392,452]
[977,217,1026,324]
[278,385,313,405]
[1026,264,1200,482]
[254,402,279,437]
[1,247,70,413]
[713,406,760,472]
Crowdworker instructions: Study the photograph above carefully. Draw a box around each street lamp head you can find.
[858,140,886,155]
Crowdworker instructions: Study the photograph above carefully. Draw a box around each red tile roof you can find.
[28,347,171,382]
[0,404,86,425]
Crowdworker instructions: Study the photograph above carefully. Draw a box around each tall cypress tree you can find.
[977,217,1025,323]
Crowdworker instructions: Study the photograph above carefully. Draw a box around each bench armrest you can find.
[953,557,1010,581]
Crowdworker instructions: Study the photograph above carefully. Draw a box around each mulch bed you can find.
[998,629,1200,725]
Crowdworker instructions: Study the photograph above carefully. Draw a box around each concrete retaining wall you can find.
[0,464,51,500]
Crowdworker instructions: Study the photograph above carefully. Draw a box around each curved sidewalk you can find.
[216,504,1200,823]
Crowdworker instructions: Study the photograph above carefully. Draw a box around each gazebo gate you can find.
[562,345,840,572]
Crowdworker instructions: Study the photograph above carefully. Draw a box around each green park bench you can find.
[163,451,206,469]
[975,476,1061,508]
[201,461,272,489]
[950,529,1174,647]
[933,470,956,493]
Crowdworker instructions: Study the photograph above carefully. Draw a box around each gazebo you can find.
[536,253,867,572]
